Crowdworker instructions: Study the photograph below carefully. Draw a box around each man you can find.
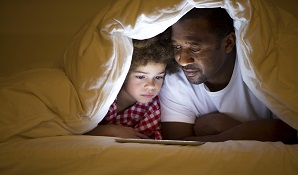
[159,8,297,144]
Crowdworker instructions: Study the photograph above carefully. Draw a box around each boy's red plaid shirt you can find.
[101,96,162,140]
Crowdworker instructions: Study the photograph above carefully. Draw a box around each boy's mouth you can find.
[142,94,154,98]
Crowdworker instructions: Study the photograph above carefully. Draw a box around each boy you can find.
[85,30,178,139]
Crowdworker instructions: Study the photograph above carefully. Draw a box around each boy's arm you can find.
[85,124,149,139]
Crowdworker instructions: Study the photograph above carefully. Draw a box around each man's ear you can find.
[225,32,236,53]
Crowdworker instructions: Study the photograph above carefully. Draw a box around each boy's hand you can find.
[85,124,149,139]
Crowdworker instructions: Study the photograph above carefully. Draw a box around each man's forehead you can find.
[171,34,201,42]
[172,18,210,33]
[174,17,209,25]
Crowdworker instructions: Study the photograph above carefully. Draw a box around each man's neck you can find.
[205,52,236,92]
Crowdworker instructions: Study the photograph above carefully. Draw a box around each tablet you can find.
[115,138,205,146]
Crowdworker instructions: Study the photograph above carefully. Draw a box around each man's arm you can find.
[193,113,242,136]
[186,119,297,144]
[161,122,194,140]
[162,116,298,144]
[162,113,241,140]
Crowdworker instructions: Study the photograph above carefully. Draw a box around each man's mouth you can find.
[183,68,198,77]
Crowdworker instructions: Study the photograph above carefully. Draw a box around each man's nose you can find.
[175,49,194,66]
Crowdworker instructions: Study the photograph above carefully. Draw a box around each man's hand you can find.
[85,124,149,139]
[193,113,241,136]
[233,119,298,144]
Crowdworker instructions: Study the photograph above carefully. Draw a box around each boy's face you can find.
[122,62,166,104]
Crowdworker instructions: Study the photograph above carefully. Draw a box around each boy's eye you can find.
[135,75,145,79]
[155,76,164,80]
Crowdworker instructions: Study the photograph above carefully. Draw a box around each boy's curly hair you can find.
[130,29,179,74]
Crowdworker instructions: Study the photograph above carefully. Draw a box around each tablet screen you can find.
[115,138,205,146]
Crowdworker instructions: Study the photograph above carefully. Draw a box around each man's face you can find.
[171,18,228,85]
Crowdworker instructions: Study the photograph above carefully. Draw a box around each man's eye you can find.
[136,76,145,79]
[191,48,200,53]
[173,45,181,50]
[155,76,164,80]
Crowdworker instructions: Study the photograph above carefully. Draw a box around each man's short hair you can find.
[180,8,234,40]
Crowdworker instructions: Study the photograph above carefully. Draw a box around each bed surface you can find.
[1,136,298,175]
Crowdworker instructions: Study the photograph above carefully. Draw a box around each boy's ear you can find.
[224,32,236,53]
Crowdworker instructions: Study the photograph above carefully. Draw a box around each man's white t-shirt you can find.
[159,59,274,124]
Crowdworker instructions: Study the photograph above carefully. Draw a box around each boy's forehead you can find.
[132,63,166,73]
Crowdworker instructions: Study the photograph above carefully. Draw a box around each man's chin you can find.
[186,76,202,85]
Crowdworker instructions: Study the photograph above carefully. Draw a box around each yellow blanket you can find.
[0,0,297,142]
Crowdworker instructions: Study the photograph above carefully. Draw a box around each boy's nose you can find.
[145,80,155,90]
